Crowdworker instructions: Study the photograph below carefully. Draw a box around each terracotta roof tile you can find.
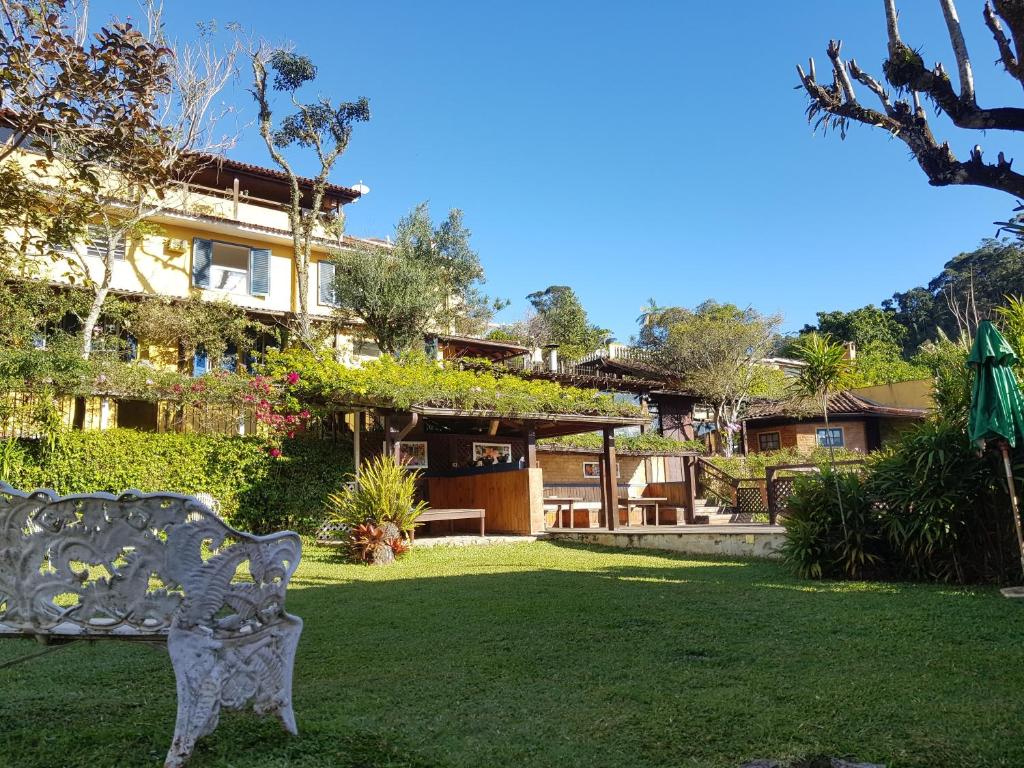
[744,390,929,421]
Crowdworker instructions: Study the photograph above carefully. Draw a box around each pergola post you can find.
[353,410,362,485]
[524,425,538,468]
[683,455,697,525]
[603,427,618,531]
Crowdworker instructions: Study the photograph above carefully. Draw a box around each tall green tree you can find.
[790,332,854,530]
[524,285,610,360]
[1,1,237,358]
[330,204,503,355]
[802,305,907,350]
[887,239,1024,350]
[795,304,928,386]
[640,300,784,456]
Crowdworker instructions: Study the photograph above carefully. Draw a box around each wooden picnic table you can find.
[413,508,486,540]
[619,496,669,527]
[543,496,580,528]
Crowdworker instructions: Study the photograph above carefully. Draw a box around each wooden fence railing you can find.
[764,460,866,524]
[695,458,767,517]
[697,457,866,524]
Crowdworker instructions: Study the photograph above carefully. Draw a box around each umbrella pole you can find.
[999,442,1024,580]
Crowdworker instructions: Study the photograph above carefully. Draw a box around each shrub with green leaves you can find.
[869,419,1017,583]
[780,468,885,579]
[779,419,1021,584]
[0,430,352,535]
[709,447,861,479]
[539,432,706,454]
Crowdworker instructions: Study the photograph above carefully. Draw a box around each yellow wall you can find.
[9,144,359,323]
[851,379,934,410]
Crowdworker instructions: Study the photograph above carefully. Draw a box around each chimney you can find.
[548,347,559,372]
[529,347,544,371]
[844,341,857,360]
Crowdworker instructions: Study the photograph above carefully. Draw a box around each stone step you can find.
[694,504,728,515]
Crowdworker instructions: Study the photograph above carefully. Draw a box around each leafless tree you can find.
[67,3,237,358]
[798,1,1024,199]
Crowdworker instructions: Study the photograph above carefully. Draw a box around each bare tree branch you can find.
[827,40,857,104]
[985,1,1024,87]
[797,0,1024,199]
[939,0,975,102]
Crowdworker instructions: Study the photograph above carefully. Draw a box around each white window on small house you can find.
[816,427,844,448]
[192,238,270,296]
[86,225,126,260]
[318,260,338,306]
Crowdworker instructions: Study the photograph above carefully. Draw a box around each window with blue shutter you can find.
[193,238,213,288]
[221,343,238,373]
[249,248,270,296]
[318,260,337,305]
[193,347,208,376]
[125,334,139,362]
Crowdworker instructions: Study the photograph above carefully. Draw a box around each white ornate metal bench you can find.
[0,483,303,767]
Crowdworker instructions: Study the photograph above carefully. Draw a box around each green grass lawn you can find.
[2,540,1024,768]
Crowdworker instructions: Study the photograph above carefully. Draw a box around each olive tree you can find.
[640,301,785,456]
[330,203,504,355]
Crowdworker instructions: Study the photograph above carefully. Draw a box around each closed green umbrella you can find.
[968,320,1024,580]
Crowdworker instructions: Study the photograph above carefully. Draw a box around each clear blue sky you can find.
[97,1,1022,340]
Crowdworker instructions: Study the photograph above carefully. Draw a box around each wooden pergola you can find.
[339,401,649,533]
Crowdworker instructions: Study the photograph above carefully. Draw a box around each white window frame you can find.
[816,427,845,448]
[196,239,268,297]
[85,224,126,261]
[318,260,338,307]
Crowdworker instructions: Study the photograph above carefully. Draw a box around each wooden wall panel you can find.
[427,468,544,535]
[644,481,690,507]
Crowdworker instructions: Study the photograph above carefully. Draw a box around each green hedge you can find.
[0,430,353,535]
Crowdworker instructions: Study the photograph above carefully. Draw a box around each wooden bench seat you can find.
[0,484,302,768]
[413,508,486,539]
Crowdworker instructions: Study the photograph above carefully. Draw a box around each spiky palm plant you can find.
[790,333,854,530]
[328,454,428,564]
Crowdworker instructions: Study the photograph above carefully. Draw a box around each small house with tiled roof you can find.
[741,389,930,454]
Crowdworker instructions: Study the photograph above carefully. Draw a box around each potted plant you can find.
[327,454,427,565]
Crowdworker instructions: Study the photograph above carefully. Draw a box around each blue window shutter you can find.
[249,248,271,295]
[318,260,336,305]
[221,343,238,373]
[193,238,212,288]
[126,334,138,362]
[193,348,208,376]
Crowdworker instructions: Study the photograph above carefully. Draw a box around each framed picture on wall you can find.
[583,461,620,479]
[472,442,513,466]
[396,441,428,469]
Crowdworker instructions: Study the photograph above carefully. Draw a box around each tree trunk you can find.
[822,395,848,534]
[717,405,733,457]
[290,215,313,347]
[81,251,113,360]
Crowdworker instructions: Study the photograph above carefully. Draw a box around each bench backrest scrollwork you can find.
[0,483,301,636]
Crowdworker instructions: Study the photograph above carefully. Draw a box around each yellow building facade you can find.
[17,151,385,366]
[2,148,387,434]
